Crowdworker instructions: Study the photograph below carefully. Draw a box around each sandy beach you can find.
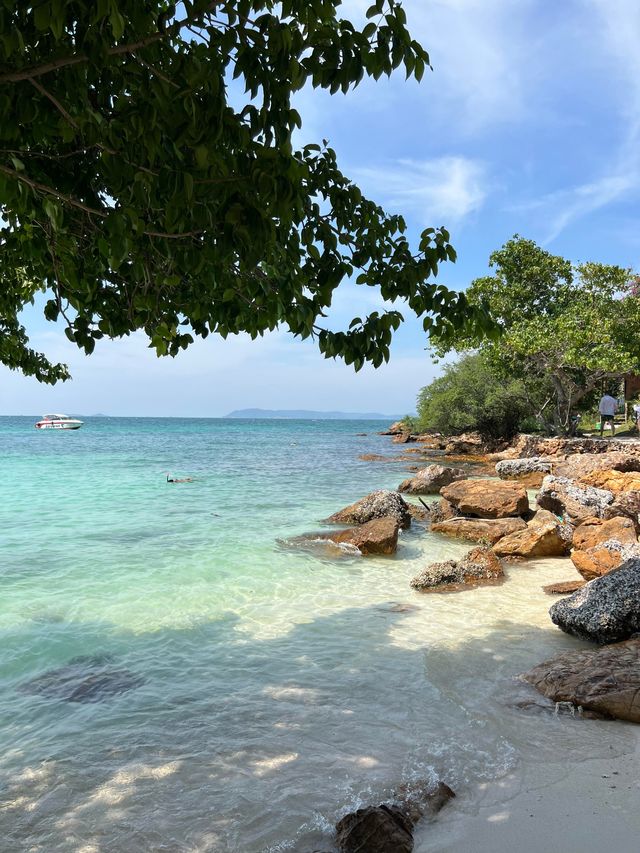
[417,732,640,852]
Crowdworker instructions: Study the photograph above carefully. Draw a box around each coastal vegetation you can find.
[0,0,493,384]
[426,236,640,435]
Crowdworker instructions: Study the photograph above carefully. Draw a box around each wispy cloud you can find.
[352,156,488,225]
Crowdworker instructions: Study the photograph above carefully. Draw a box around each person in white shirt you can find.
[598,393,618,437]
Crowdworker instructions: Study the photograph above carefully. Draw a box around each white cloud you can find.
[352,156,488,224]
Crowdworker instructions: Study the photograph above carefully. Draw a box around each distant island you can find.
[224,408,406,420]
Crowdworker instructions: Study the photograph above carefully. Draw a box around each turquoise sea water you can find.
[0,417,636,852]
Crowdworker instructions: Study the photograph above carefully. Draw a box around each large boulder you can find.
[493,512,571,558]
[554,451,640,479]
[327,490,412,530]
[570,540,640,581]
[572,516,637,551]
[432,516,527,544]
[550,558,640,643]
[602,490,640,532]
[398,464,466,495]
[379,421,407,436]
[410,547,503,591]
[440,479,528,519]
[580,469,640,493]
[522,638,640,723]
[536,475,614,524]
[328,517,400,556]
[495,457,553,488]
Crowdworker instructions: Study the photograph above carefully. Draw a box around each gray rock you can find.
[536,475,614,524]
[327,489,412,529]
[398,464,466,495]
[550,557,640,644]
[410,547,503,591]
[495,457,552,478]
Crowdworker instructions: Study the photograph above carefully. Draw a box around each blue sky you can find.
[3,0,640,416]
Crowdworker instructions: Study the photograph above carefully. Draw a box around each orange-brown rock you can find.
[522,638,640,723]
[327,490,412,529]
[493,517,570,558]
[580,469,640,493]
[554,451,640,479]
[432,517,527,544]
[440,479,529,519]
[571,546,623,580]
[602,491,640,532]
[543,579,586,595]
[328,517,399,556]
[572,516,637,551]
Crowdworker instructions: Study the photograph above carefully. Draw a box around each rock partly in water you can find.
[410,547,503,592]
[495,457,552,488]
[543,579,586,595]
[522,638,640,723]
[398,464,466,495]
[428,498,458,524]
[18,655,144,703]
[327,489,412,530]
[570,540,640,581]
[550,558,640,643]
[335,781,455,853]
[493,514,571,558]
[572,516,637,551]
[328,517,400,556]
[335,805,414,853]
[536,475,614,524]
[432,516,527,544]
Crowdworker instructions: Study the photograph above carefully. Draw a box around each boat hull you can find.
[35,421,83,430]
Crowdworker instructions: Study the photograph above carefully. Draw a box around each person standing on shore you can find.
[598,392,618,437]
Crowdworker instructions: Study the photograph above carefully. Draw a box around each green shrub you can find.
[416,354,531,440]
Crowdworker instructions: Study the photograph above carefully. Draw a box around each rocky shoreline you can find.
[307,424,640,851]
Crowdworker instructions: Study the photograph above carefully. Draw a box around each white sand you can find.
[416,734,640,852]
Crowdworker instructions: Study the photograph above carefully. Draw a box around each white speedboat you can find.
[35,414,84,430]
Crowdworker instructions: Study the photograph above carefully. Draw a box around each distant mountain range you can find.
[224,408,405,420]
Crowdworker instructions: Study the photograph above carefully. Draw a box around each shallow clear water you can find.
[0,417,635,852]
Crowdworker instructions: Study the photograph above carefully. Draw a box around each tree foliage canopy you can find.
[435,236,640,432]
[0,0,492,383]
[415,352,534,440]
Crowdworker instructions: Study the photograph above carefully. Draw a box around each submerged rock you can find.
[327,490,412,530]
[431,516,527,544]
[398,464,466,495]
[522,638,640,723]
[328,517,400,556]
[410,547,503,592]
[542,579,586,595]
[536,475,614,524]
[550,558,640,643]
[19,655,144,703]
[440,479,528,519]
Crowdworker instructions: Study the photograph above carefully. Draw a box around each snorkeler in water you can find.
[166,473,193,483]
